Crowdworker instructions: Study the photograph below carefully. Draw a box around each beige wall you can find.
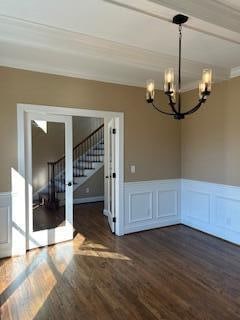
[181,76,240,186]
[32,121,65,193]
[73,116,103,146]
[0,66,180,192]
[74,167,104,199]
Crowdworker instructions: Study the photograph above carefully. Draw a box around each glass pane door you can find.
[26,113,73,249]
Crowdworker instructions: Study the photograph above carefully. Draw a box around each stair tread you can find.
[73,167,94,170]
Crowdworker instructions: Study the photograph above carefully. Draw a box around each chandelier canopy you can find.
[146,14,212,120]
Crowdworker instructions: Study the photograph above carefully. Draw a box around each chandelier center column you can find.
[178,24,182,114]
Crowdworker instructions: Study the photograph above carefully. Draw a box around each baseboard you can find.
[181,221,240,246]
[73,196,104,205]
[0,248,12,259]
[124,218,181,234]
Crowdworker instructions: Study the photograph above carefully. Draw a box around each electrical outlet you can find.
[86,187,89,193]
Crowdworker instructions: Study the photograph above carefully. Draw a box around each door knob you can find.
[105,176,109,179]
[67,182,72,187]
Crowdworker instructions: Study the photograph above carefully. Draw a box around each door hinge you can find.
[112,128,116,134]
[113,217,116,223]
[112,172,116,178]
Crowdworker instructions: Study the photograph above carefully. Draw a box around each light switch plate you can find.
[130,165,136,173]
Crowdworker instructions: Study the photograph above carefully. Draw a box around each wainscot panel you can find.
[124,180,181,234]
[0,192,12,258]
[181,179,240,245]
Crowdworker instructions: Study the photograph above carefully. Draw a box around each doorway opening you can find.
[32,116,105,233]
[17,104,124,254]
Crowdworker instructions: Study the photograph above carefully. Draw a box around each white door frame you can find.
[16,103,124,255]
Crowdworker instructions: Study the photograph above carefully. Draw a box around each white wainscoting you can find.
[124,180,181,234]
[181,179,240,245]
[0,192,12,258]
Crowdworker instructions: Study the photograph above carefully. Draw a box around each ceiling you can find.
[0,0,239,90]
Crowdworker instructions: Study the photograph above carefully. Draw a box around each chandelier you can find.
[146,14,212,120]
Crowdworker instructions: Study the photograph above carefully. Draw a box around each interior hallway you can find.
[1,202,240,319]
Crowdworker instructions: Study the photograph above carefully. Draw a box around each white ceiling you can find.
[0,0,239,90]
[215,0,240,11]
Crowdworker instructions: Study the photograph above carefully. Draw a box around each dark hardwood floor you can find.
[33,204,65,231]
[1,202,240,319]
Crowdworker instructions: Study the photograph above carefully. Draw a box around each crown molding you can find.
[0,15,230,90]
[0,57,208,92]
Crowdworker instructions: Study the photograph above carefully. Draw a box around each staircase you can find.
[46,124,104,208]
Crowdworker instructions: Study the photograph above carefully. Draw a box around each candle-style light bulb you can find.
[171,85,176,104]
[164,68,174,93]
[146,79,155,102]
[199,81,206,100]
[202,69,212,92]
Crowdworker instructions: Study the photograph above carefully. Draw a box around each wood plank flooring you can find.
[33,205,65,231]
[1,202,240,319]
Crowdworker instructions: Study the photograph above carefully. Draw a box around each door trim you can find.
[17,104,124,255]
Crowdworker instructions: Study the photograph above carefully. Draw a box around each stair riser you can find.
[42,137,104,199]
[88,150,104,155]
[83,156,104,162]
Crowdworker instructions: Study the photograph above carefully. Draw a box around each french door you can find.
[106,118,116,232]
[26,112,73,249]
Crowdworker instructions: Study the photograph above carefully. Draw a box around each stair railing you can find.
[47,124,104,208]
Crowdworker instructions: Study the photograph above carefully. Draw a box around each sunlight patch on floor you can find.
[1,260,56,319]
[76,249,131,260]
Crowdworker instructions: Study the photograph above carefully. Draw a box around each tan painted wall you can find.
[32,121,65,193]
[72,116,103,146]
[0,66,180,192]
[74,167,104,199]
[181,76,240,186]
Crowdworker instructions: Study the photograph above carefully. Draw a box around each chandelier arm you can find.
[151,102,175,116]
[182,98,206,116]
[167,95,179,115]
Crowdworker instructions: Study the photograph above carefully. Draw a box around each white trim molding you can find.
[230,66,240,78]
[73,196,104,205]
[124,179,181,234]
